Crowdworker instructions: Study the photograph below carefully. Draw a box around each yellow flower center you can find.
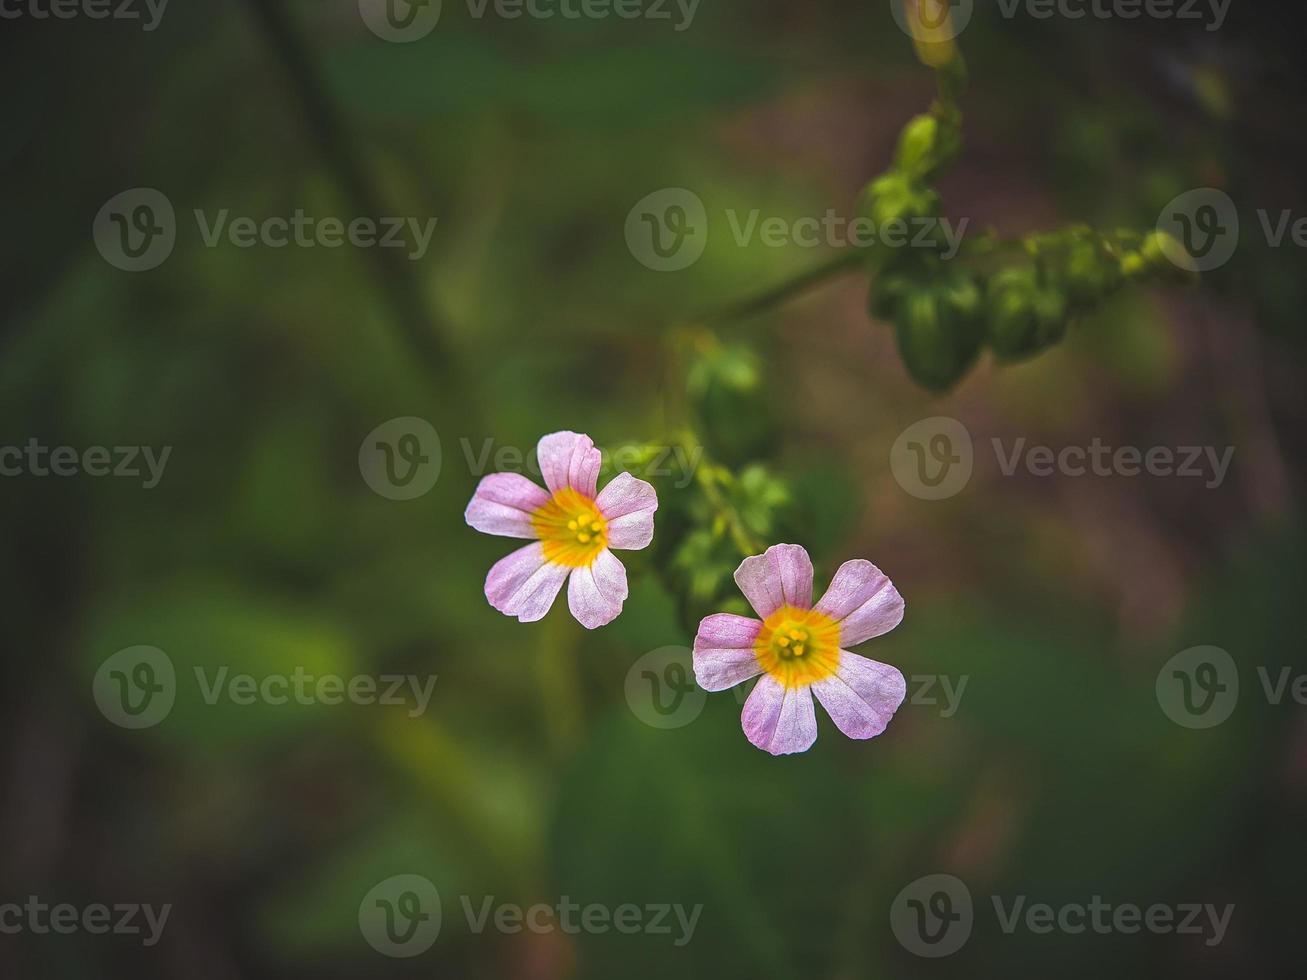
[531,488,609,568]
[754,605,841,689]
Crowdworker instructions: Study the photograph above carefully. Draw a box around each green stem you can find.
[701,250,865,324]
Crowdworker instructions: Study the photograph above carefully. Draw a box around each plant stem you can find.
[241,0,451,380]
[701,250,865,324]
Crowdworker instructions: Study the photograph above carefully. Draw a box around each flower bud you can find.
[1061,237,1121,306]
[857,173,940,231]
[687,342,774,465]
[1139,230,1178,268]
[894,114,938,180]
[895,109,962,182]
[984,266,1068,361]
[891,271,984,391]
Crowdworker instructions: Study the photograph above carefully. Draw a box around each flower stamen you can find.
[754,605,840,688]
[532,488,609,567]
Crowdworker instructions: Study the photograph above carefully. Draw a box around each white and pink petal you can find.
[464,472,550,539]
[567,549,629,630]
[693,613,763,692]
[733,544,814,619]
[811,652,906,740]
[741,675,818,756]
[814,559,905,647]
[484,542,570,623]
[536,431,602,498]
[596,472,658,551]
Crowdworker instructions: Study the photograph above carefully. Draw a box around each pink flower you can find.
[465,431,658,629]
[693,543,907,756]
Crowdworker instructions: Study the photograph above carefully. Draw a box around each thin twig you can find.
[241,0,451,379]
[701,250,866,324]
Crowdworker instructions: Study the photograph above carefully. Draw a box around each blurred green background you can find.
[2,0,1305,976]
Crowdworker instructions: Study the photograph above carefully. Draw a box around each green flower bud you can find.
[868,271,917,322]
[857,173,941,230]
[892,271,984,391]
[985,266,1068,361]
[1139,230,1178,268]
[1119,251,1147,278]
[687,344,775,466]
[896,114,939,179]
[1061,237,1122,306]
[1118,231,1196,284]
[855,174,944,269]
[895,111,962,181]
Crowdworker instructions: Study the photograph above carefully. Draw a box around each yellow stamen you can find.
[754,605,840,688]
[531,488,610,568]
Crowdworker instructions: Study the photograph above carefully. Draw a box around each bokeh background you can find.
[3,0,1306,976]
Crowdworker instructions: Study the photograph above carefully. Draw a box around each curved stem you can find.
[701,250,865,324]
